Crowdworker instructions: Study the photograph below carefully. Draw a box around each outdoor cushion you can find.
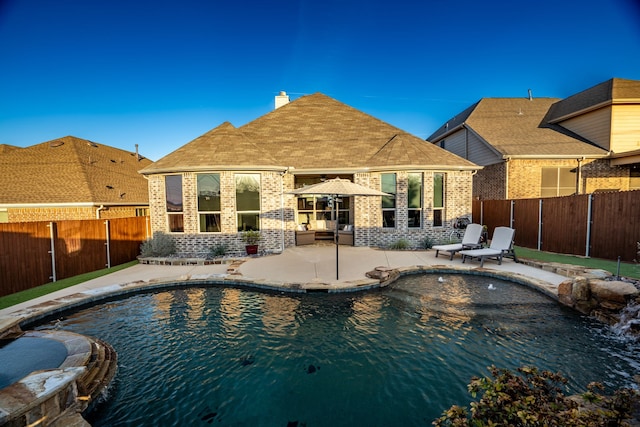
[459,226,517,267]
[432,223,483,260]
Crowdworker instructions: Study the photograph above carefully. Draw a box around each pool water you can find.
[36,274,640,426]
[0,337,68,389]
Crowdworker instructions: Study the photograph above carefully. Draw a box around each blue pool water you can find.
[0,337,68,389]
[36,274,640,426]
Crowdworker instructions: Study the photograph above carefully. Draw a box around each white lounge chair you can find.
[432,223,484,260]
[459,226,518,267]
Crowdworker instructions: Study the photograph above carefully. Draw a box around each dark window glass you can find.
[198,174,221,212]
[165,175,183,212]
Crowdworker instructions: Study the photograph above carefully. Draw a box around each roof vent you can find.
[49,140,64,148]
[87,141,98,147]
[528,88,533,100]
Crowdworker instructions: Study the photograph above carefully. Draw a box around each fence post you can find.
[510,200,515,229]
[585,193,593,257]
[105,220,111,269]
[47,222,57,282]
[538,199,543,251]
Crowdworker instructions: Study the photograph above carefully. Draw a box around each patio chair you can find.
[432,223,483,260]
[338,224,354,245]
[459,226,518,267]
[295,224,316,245]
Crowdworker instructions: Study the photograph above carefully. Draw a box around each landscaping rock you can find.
[571,276,591,301]
[590,279,639,304]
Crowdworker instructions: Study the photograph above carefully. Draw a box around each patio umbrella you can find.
[287,178,390,280]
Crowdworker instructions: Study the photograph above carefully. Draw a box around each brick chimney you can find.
[275,91,290,109]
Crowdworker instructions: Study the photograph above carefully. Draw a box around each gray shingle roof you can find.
[0,136,152,204]
[429,98,609,157]
[141,93,477,174]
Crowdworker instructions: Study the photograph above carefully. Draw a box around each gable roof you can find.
[0,136,152,205]
[141,93,477,174]
[547,78,640,123]
[428,98,609,158]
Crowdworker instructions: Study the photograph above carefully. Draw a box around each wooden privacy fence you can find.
[472,190,640,263]
[0,216,150,297]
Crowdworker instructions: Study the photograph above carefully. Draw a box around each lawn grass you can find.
[0,261,138,310]
[515,246,640,279]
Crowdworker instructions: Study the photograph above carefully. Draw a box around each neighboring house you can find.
[0,136,152,222]
[428,78,640,200]
[140,92,479,255]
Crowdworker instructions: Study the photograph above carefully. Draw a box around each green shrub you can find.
[433,365,637,427]
[209,243,228,258]
[421,236,435,249]
[389,238,411,250]
[140,231,177,257]
[241,230,261,245]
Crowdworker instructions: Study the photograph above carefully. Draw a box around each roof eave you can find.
[547,98,640,124]
[140,165,292,175]
[503,153,610,160]
[0,202,148,208]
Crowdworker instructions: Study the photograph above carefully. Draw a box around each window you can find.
[408,173,422,228]
[236,173,260,231]
[541,167,575,197]
[198,173,221,232]
[433,173,444,227]
[135,208,148,217]
[0,209,7,223]
[297,195,351,228]
[165,175,183,232]
[381,173,396,228]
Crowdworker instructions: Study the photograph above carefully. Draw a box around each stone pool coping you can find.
[0,330,109,426]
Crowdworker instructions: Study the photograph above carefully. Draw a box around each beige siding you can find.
[611,105,640,153]
[559,107,611,150]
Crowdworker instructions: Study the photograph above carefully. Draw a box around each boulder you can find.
[590,280,640,304]
[571,276,591,301]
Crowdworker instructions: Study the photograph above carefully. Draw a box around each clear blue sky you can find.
[1,0,639,161]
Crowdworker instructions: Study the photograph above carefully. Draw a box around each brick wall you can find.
[147,169,475,255]
[582,159,631,192]
[365,171,474,248]
[474,163,506,200]
[475,158,635,200]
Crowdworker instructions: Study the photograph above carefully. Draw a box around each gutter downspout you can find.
[576,157,584,194]
[504,157,510,200]
[96,205,106,219]
[280,167,292,253]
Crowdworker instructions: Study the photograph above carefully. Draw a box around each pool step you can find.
[76,338,118,409]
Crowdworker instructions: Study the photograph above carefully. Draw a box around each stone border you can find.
[0,330,97,426]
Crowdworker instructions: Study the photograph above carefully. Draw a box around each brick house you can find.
[0,136,152,222]
[428,78,640,200]
[140,92,479,256]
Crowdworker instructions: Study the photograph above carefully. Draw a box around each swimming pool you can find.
[35,273,640,426]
